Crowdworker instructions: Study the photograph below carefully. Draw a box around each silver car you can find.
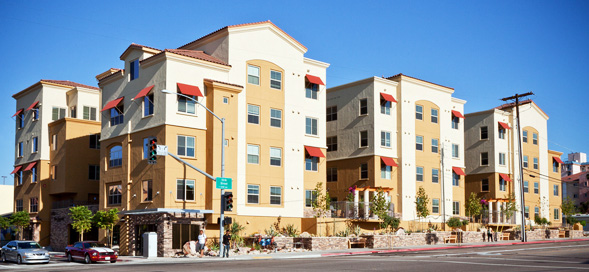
[1,240,50,264]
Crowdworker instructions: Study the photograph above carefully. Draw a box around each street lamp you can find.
[161,89,227,256]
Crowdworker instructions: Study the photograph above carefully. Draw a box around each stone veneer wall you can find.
[50,205,99,252]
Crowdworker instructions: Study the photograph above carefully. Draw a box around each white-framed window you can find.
[360,163,368,179]
[452,172,460,186]
[270,70,282,89]
[416,105,423,120]
[359,99,368,115]
[270,186,282,205]
[524,206,530,218]
[270,109,282,128]
[498,127,506,139]
[31,166,37,182]
[553,160,559,173]
[432,168,439,183]
[499,153,506,165]
[52,107,66,121]
[499,178,507,191]
[305,82,318,99]
[532,133,538,145]
[431,108,438,123]
[381,164,391,179]
[453,201,460,215]
[177,135,195,157]
[326,106,337,121]
[270,147,281,166]
[416,166,424,182]
[381,97,391,115]
[481,152,489,166]
[533,157,538,169]
[305,155,318,171]
[327,168,338,182]
[176,179,195,201]
[381,131,391,147]
[554,208,559,220]
[29,197,38,213]
[431,138,438,153]
[480,126,488,140]
[553,184,559,196]
[432,199,440,214]
[359,131,368,147]
[83,106,97,121]
[327,136,337,152]
[110,105,124,126]
[416,136,423,151]
[247,65,260,85]
[534,182,539,194]
[31,107,39,121]
[108,184,122,205]
[247,184,259,204]
[109,146,123,167]
[15,199,23,212]
[523,130,528,143]
[452,144,459,158]
[247,144,260,164]
[178,95,196,114]
[17,111,24,128]
[16,170,23,185]
[305,117,318,136]
[452,116,459,129]
[305,190,317,207]
[70,106,77,119]
[524,181,529,193]
[143,93,154,117]
[523,155,529,168]
[248,104,260,124]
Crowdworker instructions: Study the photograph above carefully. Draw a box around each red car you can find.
[65,241,118,264]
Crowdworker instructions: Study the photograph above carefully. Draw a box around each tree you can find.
[465,192,482,225]
[312,182,331,236]
[93,208,119,247]
[10,211,30,240]
[0,217,10,231]
[561,197,577,228]
[415,187,430,231]
[370,187,389,221]
[69,206,93,241]
[499,193,518,232]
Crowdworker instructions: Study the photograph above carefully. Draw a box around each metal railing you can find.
[480,211,517,225]
[329,201,396,220]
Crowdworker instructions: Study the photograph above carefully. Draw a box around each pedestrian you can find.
[198,229,207,258]
[222,230,231,258]
[487,228,493,243]
[482,230,486,242]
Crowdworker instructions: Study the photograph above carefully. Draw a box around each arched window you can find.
[109,146,123,168]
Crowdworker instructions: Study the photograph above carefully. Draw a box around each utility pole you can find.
[441,146,446,230]
[501,92,533,242]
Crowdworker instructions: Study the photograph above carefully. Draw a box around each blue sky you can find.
[0,1,587,185]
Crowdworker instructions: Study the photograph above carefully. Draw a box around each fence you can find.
[329,201,396,219]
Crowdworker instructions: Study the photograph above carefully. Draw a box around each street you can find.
[1,240,588,271]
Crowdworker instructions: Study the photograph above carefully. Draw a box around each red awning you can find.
[305,74,325,86]
[553,156,564,164]
[451,110,464,119]
[177,83,203,97]
[452,167,465,176]
[26,101,39,111]
[12,109,23,117]
[380,92,397,103]
[381,157,398,167]
[499,173,512,182]
[24,162,37,171]
[498,122,511,130]
[133,85,154,100]
[101,97,124,112]
[305,146,325,158]
[10,165,22,175]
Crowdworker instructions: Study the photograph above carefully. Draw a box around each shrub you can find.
[447,217,463,229]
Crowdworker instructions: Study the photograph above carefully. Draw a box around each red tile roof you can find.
[41,79,99,90]
[386,73,454,90]
[562,171,587,182]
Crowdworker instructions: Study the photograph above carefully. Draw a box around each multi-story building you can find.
[11,80,101,246]
[562,170,589,209]
[464,100,562,226]
[96,21,328,256]
[0,184,14,215]
[562,152,588,177]
[326,74,466,227]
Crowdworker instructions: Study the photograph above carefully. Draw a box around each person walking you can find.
[487,228,493,243]
[222,230,231,258]
[198,229,207,258]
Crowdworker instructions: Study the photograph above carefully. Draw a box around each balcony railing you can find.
[329,201,397,220]
[479,211,517,225]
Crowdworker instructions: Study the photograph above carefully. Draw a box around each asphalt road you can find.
[2,240,588,271]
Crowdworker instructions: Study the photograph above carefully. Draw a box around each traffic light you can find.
[223,192,233,211]
[148,137,157,164]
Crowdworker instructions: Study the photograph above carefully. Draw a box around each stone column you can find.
[364,190,370,219]
[489,201,493,224]
[354,190,359,218]
[502,202,506,223]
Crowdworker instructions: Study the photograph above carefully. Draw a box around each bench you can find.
[558,230,566,238]
[348,238,366,248]
[444,235,457,243]
[499,232,510,241]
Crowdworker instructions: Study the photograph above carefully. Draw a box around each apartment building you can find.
[96,21,328,256]
[326,74,466,227]
[562,152,589,177]
[464,100,562,226]
[11,80,101,246]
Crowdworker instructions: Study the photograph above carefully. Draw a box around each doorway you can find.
[135,224,156,256]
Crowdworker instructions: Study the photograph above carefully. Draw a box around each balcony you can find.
[329,201,398,220]
[480,211,517,225]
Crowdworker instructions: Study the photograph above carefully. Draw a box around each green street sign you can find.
[216,177,232,190]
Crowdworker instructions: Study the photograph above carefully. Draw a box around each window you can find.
[499,153,506,165]
[247,65,260,85]
[247,144,260,164]
[327,136,337,152]
[431,109,438,123]
[481,152,489,166]
[176,179,195,201]
[452,144,459,158]
[270,109,282,128]
[83,106,97,121]
[89,165,100,180]
[17,111,24,129]
[305,82,318,99]
[524,206,529,218]
[52,134,57,151]
[359,99,368,115]
[178,95,196,114]
[452,116,459,129]
[177,135,195,157]
[553,161,559,173]
[247,105,260,124]
[532,133,538,145]
[554,208,559,220]
[523,130,528,143]
[432,168,439,183]
[130,59,139,80]
[15,199,23,212]
[553,184,559,196]
[534,182,539,194]
[327,168,338,182]
[305,117,318,136]
[523,156,528,168]
[16,170,23,185]
[432,199,439,214]
[480,126,488,140]
[381,131,391,147]
[416,105,423,120]
[31,166,37,182]
[482,179,489,192]
[108,185,122,205]
[416,167,424,182]
[31,137,38,153]
[359,131,368,147]
[143,93,154,117]
[452,172,460,186]
[534,207,539,218]
[223,97,229,104]
[270,147,281,166]
[29,198,38,213]
[89,134,100,149]
[524,181,529,193]
[360,164,368,179]
[52,107,66,121]
[247,184,259,204]
[305,155,318,171]
[326,106,337,121]
[270,186,281,205]
[498,127,506,139]
[18,142,23,157]
[381,98,391,115]
[270,70,282,89]
[71,106,77,118]
[416,136,423,151]
[533,157,538,169]
[453,201,460,215]
[31,107,39,121]
[305,190,317,207]
[499,178,507,191]
[431,138,438,153]
[110,105,124,126]
[142,180,152,202]
[109,146,123,168]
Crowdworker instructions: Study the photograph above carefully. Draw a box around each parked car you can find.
[1,240,50,264]
[65,241,118,264]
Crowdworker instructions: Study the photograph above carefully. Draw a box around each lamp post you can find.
[161,89,226,256]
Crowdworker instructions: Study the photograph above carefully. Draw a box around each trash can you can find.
[142,232,157,258]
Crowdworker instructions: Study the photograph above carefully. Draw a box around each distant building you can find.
[0,185,14,215]
[562,171,589,210]
[562,152,589,177]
